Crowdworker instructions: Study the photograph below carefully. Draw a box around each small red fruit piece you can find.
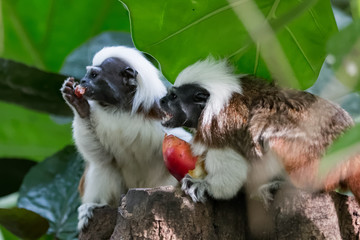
[75,85,86,98]
[162,134,198,181]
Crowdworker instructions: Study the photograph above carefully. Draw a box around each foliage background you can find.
[0,0,359,239]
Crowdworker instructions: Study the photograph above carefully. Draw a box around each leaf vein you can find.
[150,0,250,47]
[285,26,315,73]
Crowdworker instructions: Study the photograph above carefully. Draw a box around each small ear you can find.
[122,67,138,79]
[194,92,210,102]
[121,67,138,87]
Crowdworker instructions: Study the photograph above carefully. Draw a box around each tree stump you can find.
[79,185,360,239]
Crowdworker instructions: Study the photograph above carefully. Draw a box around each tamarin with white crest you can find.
[61,46,189,230]
[160,57,360,204]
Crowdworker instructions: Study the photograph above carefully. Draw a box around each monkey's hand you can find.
[77,202,107,231]
[181,174,209,203]
[61,77,90,118]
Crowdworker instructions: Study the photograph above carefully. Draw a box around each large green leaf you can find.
[0,207,49,240]
[0,158,36,197]
[0,101,72,161]
[18,146,83,240]
[320,123,360,174]
[0,58,72,116]
[122,0,337,89]
[1,0,130,72]
[0,226,21,240]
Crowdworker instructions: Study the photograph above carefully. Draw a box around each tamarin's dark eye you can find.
[169,92,177,100]
[90,71,98,78]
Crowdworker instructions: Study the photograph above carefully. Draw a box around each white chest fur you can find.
[85,101,174,188]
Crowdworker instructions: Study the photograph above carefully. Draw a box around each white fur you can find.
[174,57,242,124]
[67,46,182,231]
[246,150,284,193]
[73,102,177,230]
[182,147,249,201]
[73,101,177,197]
[205,148,249,199]
[191,141,208,156]
[92,46,166,114]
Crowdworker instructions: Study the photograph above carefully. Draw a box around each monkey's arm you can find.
[74,118,125,231]
[77,163,126,230]
[62,78,123,229]
[182,147,249,202]
[72,107,127,230]
[61,77,115,164]
[61,77,90,118]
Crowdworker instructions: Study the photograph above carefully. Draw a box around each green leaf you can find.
[0,226,53,240]
[1,0,130,71]
[18,146,84,240]
[0,158,36,197]
[0,58,72,116]
[122,0,337,89]
[327,19,360,91]
[350,0,360,19]
[1,226,20,240]
[1,32,135,116]
[320,123,360,174]
[0,101,72,161]
[0,207,49,240]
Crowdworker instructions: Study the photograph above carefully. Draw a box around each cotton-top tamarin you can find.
[61,46,183,230]
[160,57,360,204]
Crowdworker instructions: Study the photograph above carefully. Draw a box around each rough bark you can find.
[79,185,360,240]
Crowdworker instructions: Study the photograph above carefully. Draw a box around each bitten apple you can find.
[162,134,207,181]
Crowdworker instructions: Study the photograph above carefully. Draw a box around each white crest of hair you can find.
[174,57,242,125]
[92,46,166,114]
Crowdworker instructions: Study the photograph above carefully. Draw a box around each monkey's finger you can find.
[65,79,75,88]
[189,183,207,203]
[61,81,73,92]
[63,85,74,91]
[62,86,75,96]
[181,175,194,192]
[63,93,75,103]
[67,77,75,82]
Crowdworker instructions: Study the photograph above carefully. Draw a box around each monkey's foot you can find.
[61,77,90,118]
[181,174,208,203]
[255,180,283,210]
[77,202,107,231]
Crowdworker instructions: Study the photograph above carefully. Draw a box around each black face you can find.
[80,57,138,108]
[160,84,210,128]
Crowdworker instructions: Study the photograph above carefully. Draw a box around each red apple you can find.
[162,134,198,181]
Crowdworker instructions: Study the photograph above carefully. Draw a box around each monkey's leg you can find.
[255,178,285,209]
[182,148,249,202]
[78,163,126,230]
[71,109,121,230]
[74,122,119,231]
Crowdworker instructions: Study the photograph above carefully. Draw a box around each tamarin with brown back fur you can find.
[160,57,360,204]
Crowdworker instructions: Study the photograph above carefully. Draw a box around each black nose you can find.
[160,97,167,105]
[80,78,87,85]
